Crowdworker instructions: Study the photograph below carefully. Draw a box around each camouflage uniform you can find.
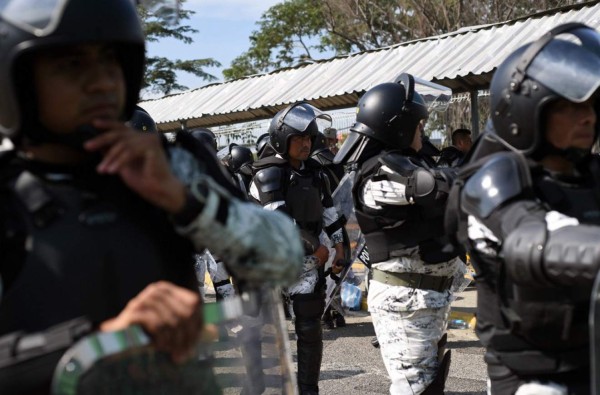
[193,250,235,300]
[361,175,467,395]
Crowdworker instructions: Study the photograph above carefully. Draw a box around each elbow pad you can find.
[504,223,600,286]
[544,225,600,286]
[503,221,550,286]
[407,168,436,203]
[409,168,456,206]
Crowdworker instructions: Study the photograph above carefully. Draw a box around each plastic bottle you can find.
[448,319,469,329]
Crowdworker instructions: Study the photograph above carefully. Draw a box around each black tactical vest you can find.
[0,157,197,335]
[352,151,453,264]
[253,157,324,241]
[474,163,600,375]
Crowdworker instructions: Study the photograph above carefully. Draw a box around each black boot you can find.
[333,311,346,327]
[421,341,452,395]
[293,296,324,395]
[239,326,265,395]
[371,337,380,348]
[322,308,335,330]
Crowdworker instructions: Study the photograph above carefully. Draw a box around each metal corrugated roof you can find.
[140,1,600,131]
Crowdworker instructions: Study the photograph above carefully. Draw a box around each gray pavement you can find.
[206,285,486,394]
[313,286,487,395]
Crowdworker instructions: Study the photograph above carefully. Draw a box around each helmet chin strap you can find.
[534,139,591,166]
[25,123,102,152]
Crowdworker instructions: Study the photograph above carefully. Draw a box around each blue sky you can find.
[145,0,281,96]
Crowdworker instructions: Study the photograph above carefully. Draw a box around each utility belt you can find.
[372,268,453,293]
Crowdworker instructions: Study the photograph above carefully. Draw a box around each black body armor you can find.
[252,157,325,243]
[0,156,197,335]
[455,152,600,375]
[352,150,456,264]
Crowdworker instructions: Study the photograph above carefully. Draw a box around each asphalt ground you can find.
[314,286,487,395]
[205,283,487,394]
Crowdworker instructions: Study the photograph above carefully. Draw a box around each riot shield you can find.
[323,171,370,317]
[590,269,600,394]
[331,172,356,225]
[51,287,297,395]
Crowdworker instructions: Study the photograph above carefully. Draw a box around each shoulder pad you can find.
[378,152,419,176]
[255,166,285,193]
[461,152,529,219]
[252,156,287,171]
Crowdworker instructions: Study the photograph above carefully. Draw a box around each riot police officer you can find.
[190,127,218,151]
[334,75,464,395]
[0,1,303,393]
[219,143,254,197]
[436,128,472,167]
[256,132,277,159]
[447,23,600,394]
[250,102,345,395]
[129,106,159,133]
[311,131,345,191]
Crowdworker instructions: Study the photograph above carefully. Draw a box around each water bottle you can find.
[448,319,469,329]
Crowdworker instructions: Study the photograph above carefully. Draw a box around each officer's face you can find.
[288,134,312,161]
[410,121,423,152]
[457,136,473,153]
[545,98,596,150]
[33,44,126,134]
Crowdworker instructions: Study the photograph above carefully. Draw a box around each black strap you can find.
[14,171,63,228]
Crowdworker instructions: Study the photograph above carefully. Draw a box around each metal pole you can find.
[470,90,480,139]
[590,270,600,394]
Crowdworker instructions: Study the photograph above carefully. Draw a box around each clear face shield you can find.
[0,0,179,36]
[527,27,600,103]
[408,75,452,113]
[51,286,297,395]
[279,103,332,134]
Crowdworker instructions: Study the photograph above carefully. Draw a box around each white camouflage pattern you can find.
[362,174,467,394]
[169,146,303,287]
[249,160,344,295]
[193,250,236,300]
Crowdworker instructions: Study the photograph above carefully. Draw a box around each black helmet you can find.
[334,74,428,164]
[190,128,217,152]
[0,0,145,141]
[228,144,254,173]
[129,106,158,133]
[311,132,329,156]
[310,132,336,164]
[490,23,600,156]
[268,102,331,157]
[256,133,275,159]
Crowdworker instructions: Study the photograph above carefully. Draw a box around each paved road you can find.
[206,285,486,394]
[312,286,487,395]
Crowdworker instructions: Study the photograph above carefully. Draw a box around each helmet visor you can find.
[280,103,332,133]
[0,0,68,35]
[394,73,452,113]
[0,0,178,36]
[413,76,452,113]
[216,145,230,162]
[528,28,600,103]
[333,131,369,165]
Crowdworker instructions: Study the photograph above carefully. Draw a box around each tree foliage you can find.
[140,1,221,95]
[223,0,324,80]
[224,0,582,80]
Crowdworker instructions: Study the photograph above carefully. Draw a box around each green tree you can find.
[223,0,326,80]
[224,0,582,80]
[140,1,221,95]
